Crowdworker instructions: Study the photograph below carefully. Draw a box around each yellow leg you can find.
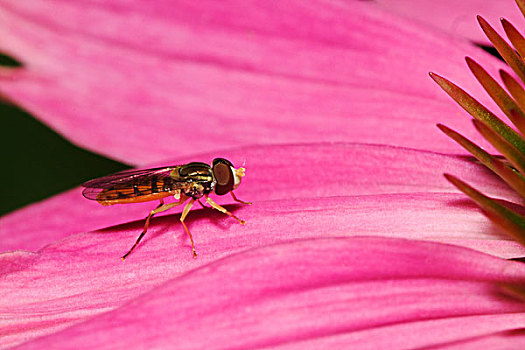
[230,191,252,205]
[121,198,185,261]
[180,199,197,258]
[205,195,246,225]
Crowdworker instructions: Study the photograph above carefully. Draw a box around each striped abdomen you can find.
[96,176,181,205]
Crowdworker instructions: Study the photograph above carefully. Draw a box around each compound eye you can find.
[212,158,233,168]
[213,161,234,195]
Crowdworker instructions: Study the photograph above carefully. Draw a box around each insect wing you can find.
[82,166,178,188]
[81,166,180,200]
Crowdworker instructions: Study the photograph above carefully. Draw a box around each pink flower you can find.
[4,237,525,349]
[0,0,511,163]
[1,0,524,348]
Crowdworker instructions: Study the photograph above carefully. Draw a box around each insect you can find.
[82,158,250,260]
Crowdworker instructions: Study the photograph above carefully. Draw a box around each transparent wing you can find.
[81,166,184,201]
[82,166,178,188]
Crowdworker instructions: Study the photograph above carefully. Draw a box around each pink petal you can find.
[1,143,522,257]
[374,0,522,45]
[0,0,507,164]
[4,237,525,348]
[424,330,525,350]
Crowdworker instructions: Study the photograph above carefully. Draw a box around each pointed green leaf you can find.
[466,57,525,134]
[500,69,525,115]
[473,119,525,174]
[437,124,525,197]
[478,16,525,82]
[444,174,525,245]
[492,155,525,196]
[430,72,525,154]
[501,18,525,60]
[500,284,525,302]
[517,0,525,18]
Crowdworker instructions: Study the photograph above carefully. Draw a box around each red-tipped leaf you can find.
[500,69,525,116]
[445,174,525,245]
[478,15,525,82]
[466,57,525,133]
[431,72,525,154]
[437,124,525,197]
[501,18,525,60]
[473,119,525,174]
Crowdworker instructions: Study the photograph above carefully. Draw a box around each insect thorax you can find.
[172,162,215,199]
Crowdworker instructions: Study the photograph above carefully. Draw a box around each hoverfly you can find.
[82,158,250,260]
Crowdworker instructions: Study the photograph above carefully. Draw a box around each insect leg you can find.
[121,198,185,261]
[205,195,246,225]
[230,191,252,205]
[180,199,198,258]
[197,199,208,208]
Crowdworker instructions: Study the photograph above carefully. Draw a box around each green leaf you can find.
[438,124,525,197]
[444,174,525,245]
[466,57,525,134]
[500,69,525,115]
[516,0,525,18]
[501,18,525,60]
[473,119,525,174]
[430,72,525,154]
[478,16,525,83]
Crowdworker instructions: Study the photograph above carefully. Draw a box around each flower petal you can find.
[0,0,507,163]
[5,237,525,349]
[374,0,522,45]
[1,143,520,253]
[2,195,525,345]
